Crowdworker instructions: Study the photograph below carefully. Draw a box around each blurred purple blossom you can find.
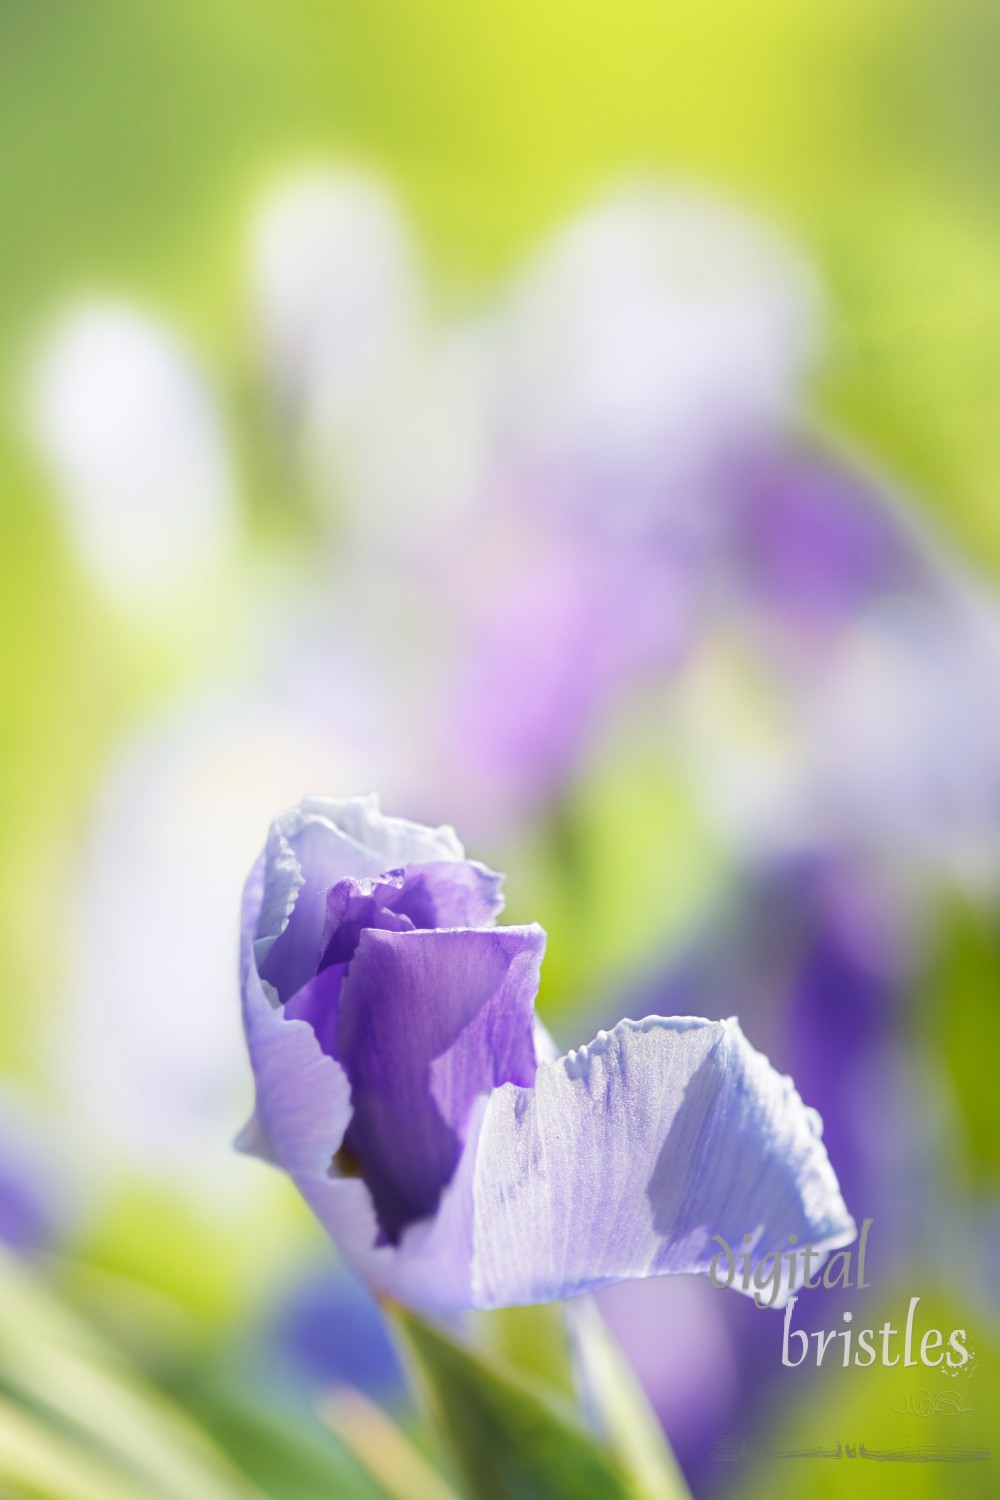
[0,1091,76,1254]
[33,170,1000,881]
[263,1263,402,1401]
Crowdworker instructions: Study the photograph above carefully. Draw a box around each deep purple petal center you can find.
[272,853,539,1243]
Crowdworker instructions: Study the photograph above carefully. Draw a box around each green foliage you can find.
[500,733,726,1026]
[0,1246,267,1500]
[388,1302,689,1500]
[731,1290,997,1500]
[4,0,1000,1074]
[917,895,1000,1189]
[0,1245,388,1500]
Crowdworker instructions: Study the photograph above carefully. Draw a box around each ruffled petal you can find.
[255,795,466,1002]
[284,861,508,1057]
[468,1015,855,1308]
[385,860,506,930]
[319,860,504,970]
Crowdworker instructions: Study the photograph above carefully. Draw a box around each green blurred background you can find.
[6,0,1000,1061]
[6,0,1000,962]
[1,3,999,1497]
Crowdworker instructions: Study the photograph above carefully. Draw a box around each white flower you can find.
[494,183,820,494]
[28,303,237,611]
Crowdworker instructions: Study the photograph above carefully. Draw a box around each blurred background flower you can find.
[2,2,1000,1496]
[28,303,239,615]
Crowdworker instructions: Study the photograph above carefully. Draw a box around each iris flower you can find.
[239,795,854,1309]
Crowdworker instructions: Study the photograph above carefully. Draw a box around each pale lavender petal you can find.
[337,926,544,1241]
[255,814,385,1003]
[239,869,382,1261]
[468,1015,855,1308]
[255,796,466,1002]
[240,853,352,1182]
[384,860,506,930]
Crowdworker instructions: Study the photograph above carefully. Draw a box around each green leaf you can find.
[566,1299,691,1500]
[0,1247,266,1500]
[387,1303,676,1500]
[474,1300,690,1500]
[916,892,1000,1188]
[320,1386,462,1500]
[0,1392,148,1500]
[472,1302,577,1397]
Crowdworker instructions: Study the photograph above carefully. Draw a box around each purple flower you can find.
[730,447,917,627]
[0,1093,76,1254]
[439,491,695,826]
[238,795,855,1309]
[263,1264,402,1401]
[0,1155,58,1254]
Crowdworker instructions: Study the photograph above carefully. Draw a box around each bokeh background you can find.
[2,3,1000,1497]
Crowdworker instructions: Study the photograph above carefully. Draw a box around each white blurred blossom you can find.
[493,185,819,501]
[29,303,237,610]
[676,509,1000,891]
[251,168,420,434]
[59,681,390,1197]
[250,166,490,551]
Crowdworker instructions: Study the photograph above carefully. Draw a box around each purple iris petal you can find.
[319,861,504,970]
[320,875,413,965]
[284,965,347,1067]
[258,818,380,1003]
[384,860,506,929]
[256,799,469,1003]
[281,868,426,1057]
[337,925,543,1241]
[282,860,519,1238]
